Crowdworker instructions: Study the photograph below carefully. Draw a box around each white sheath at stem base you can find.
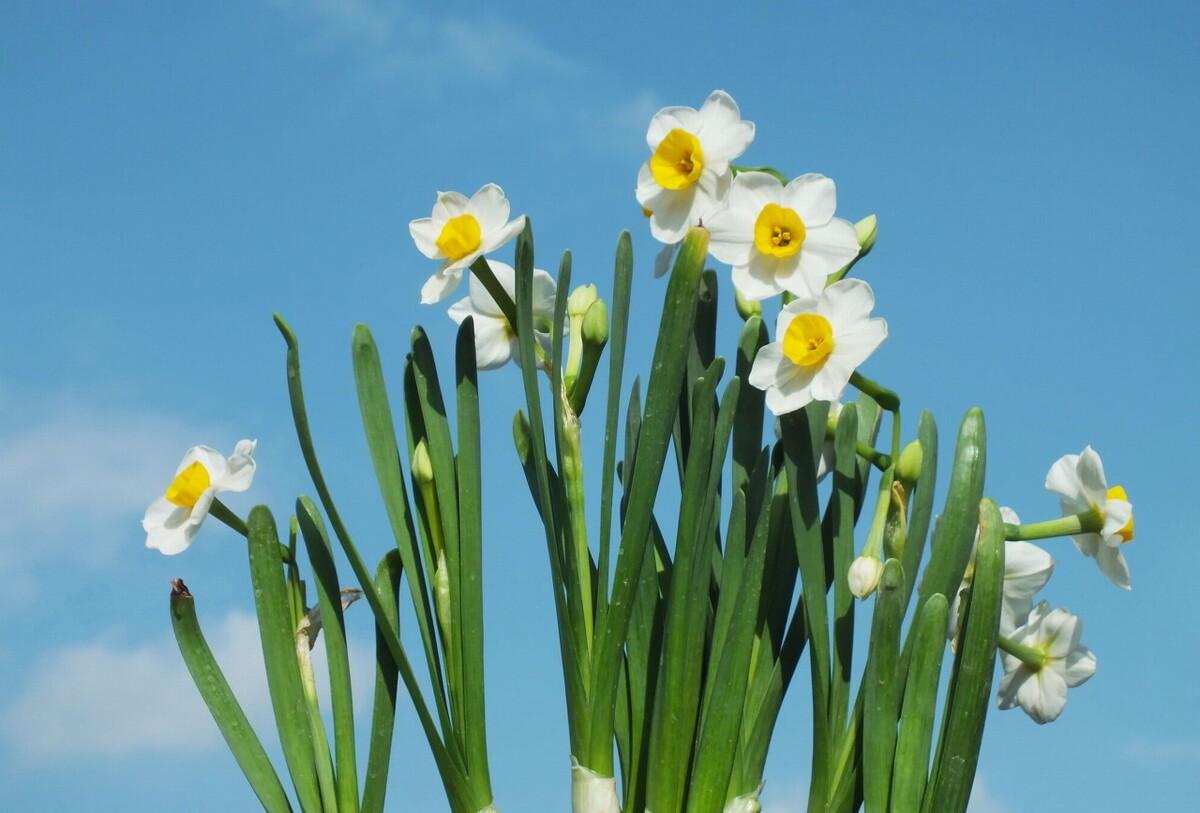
[475,805,500,813]
[722,787,763,813]
[572,758,621,813]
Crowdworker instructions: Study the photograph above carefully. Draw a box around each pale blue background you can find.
[1,2,1196,811]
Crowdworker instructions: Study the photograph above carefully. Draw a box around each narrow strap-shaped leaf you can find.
[352,324,454,739]
[924,499,1004,813]
[296,496,359,813]
[246,506,323,813]
[455,316,493,806]
[731,316,767,498]
[891,593,949,813]
[586,226,709,772]
[362,550,403,813]
[901,410,939,606]
[829,403,860,738]
[596,231,634,628]
[170,584,293,813]
[862,558,904,813]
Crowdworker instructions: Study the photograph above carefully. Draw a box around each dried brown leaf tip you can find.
[170,578,193,598]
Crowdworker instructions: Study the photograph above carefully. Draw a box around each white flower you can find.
[848,555,883,599]
[1045,446,1134,590]
[948,508,1055,644]
[143,440,257,555]
[706,171,861,300]
[749,279,888,416]
[997,601,1096,724]
[636,90,755,244]
[409,184,527,304]
[447,261,558,370]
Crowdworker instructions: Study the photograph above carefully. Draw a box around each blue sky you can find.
[1,1,1197,810]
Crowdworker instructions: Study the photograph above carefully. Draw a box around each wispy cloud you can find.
[269,0,577,89]
[1124,736,1200,765]
[3,607,372,761]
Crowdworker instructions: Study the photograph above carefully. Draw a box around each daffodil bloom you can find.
[1045,446,1134,590]
[749,279,888,416]
[706,171,861,300]
[996,601,1096,724]
[143,440,257,555]
[949,508,1055,644]
[636,90,755,244]
[447,260,558,370]
[409,184,527,304]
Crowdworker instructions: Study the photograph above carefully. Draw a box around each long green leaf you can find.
[246,506,323,813]
[362,551,404,813]
[829,403,860,738]
[296,496,359,813]
[170,583,293,813]
[891,593,949,813]
[862,559,904,813]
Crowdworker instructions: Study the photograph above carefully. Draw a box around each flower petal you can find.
[693,90,754,169]
[1095,543,1132,590]
[783,173,837,227]
[1075,446,1109,504]
[409,218,443,259]
[432,190,470,221]
[1062,645,1097,687]
[732,257,784,301]
[480,213,526,255]
[421,268,464,304]
[467,183,511,232]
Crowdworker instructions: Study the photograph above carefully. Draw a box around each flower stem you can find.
[997,634,1046,671]
[850,371,901,413]
[469,256,519,335]
[1004,510,1102,541]
[210,498,248,536]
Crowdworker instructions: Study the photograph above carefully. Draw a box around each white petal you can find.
[1039,607,1082,659]
[467,260,514,318]
[1101,498,1132,542]
[432,190,470,221]
[219,441,256,493]
[830,319,888,372]
[1072,532,1101,558]
[421,268,464,304]
[776,295,821,337]
[1062,645,1097,687]
[1075,446,1109,505]
[1045,453,1085,506]
[694,90,755,169]
[1004,541,1054,599]
[646,105,702,150]
[409,218,443,259]
[467,183,511,232]
[771,256,817,298]
[705,207,756,267]
[820,279,877,327]
[653,243,677,279]
[808,362,851,403]
[727,171,782,211]
[1025,667,1068,724]
[1095,543,1132,590]
[764,378,816,416]
[692,170,731,224]
[797,218,861,287]
[996,664,1030,711]
[731,257,784,301]
[448,296,475,325]
[647,187,699,244]
[782,173,837,226]
[748,343,786,391]
[480,214,526,255]
[461,314,514,370]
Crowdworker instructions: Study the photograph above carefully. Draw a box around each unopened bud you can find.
[848,555,883,599]
[412,439,434,485]
[897,439,923,485]
[855,214,878,257]
[734,288,762,321]
[582,300,608,346]
[568,283,599,318]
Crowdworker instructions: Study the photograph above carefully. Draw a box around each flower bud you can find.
[897,439,923,485]
[412,439,435,485]
[734,288,762,321]
[568,283,599,318]
[582,299,608,346]
[855,214,878,258]
[848,555,883,599]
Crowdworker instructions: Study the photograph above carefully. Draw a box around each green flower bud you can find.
[582,299,608,346]
[412,438,435,485]
[734,288,762,321]
[855,214,878,257]
[896,439,923,485]
[567,283,599,318]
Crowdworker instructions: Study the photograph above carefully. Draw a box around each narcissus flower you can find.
[636,90,755,244]
[706,171,861,300]
[1045,446,1134,590]
[997,601,1096,724]
[143,440,257,555]
[409,184,526,304]
[447,260,558,370]
[949,508,1055,644]
[749,280,888,416]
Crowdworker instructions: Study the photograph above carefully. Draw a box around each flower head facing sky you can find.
[409,183,526,304]
[1045,446,1134,589]
[143,440,256,555]
[707,171,861,300]
[636,90,755,244]
[447,260,559,370]
[997,601,1097,724]
[749,279,887,416]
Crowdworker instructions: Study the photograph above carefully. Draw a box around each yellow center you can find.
[1106,485,1134,543]
[165,461,212,508]
[782,313,835,368]
[650,129,705,190]
[435,214,482,261]
[754,204,807,258]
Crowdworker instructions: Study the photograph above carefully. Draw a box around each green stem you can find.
[559,393,595,657]
[210,498,248,536]
[1004,510,1102,541]
[997,634,1046,670]
[470,255,550,371]
[856,442,891,471]
[850,371,900,413]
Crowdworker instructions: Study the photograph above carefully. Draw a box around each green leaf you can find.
[245,506,323,813]
[862,559,904,813]
[901,411,939,606]
[890,593,949,813]
[170,583,293,813]
[362,551,403,813]
[730,316,767,497]
[586,226,709,773]
[829,403,860,738]
[925,499,1005,813]
[295,496,359,813]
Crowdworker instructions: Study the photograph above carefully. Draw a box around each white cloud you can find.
[968,773,1014,813]
[270,0,577,87]
[3,607,374,761]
